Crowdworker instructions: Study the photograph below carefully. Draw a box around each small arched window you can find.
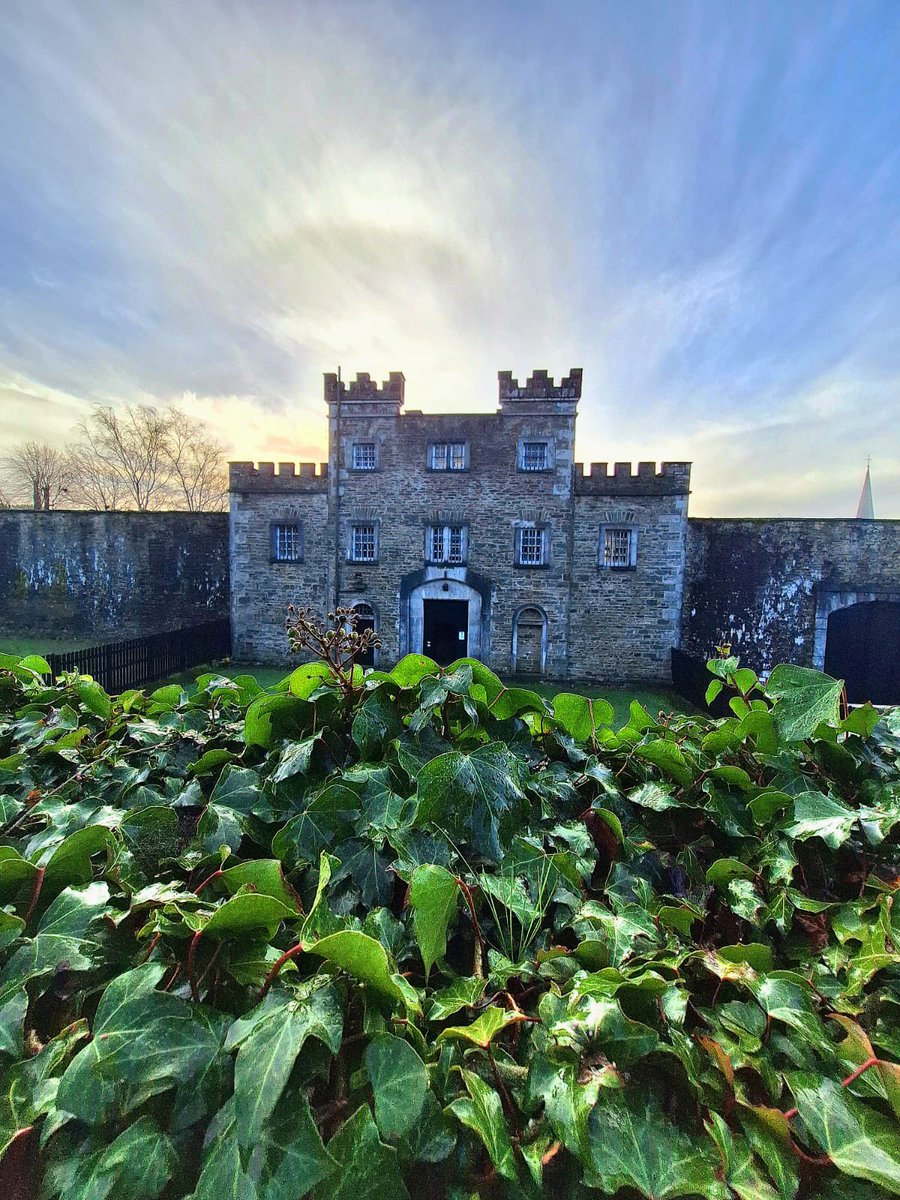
[513,606,547,676]
[351,602,377,667]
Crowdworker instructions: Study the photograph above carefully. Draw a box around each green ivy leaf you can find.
[586,1086,726,1198]
[308,931,412,1009]
[414,742,526,858]
[408,863,458,980]
[766,665,843,741]
[787,1073,900,1192]
[552,693,615,741]
[68,1115,178,1200]
[436,1005,523,1048]
[365,1034,427,1138]
[319,1105,409,1200]
[449,1069,518,1181]
[785,791,857,849]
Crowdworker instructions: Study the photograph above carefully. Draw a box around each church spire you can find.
[855,459,874,519]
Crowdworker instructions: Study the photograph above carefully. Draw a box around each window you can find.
[427,524,466,564]
[519,441,550,471]
[601,527,637,569]
[516,526,546,566]
[430,442,467,470]
[271,522,302,562]
[351,442,377,470]
[350,523,378,562]
[351,602,376,667]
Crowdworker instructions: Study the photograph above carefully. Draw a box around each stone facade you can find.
[229,370,692,681]
[682,517,900,674]
[0,510,229,640]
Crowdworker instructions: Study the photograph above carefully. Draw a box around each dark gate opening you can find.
[352,603,376,667]
[824,601,900,705]
[423,599,468,665]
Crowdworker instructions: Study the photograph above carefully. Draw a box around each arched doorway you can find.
[402,576,486,665]
[512,606,547,676]
[824,601,900,704]
[350,602,377,667]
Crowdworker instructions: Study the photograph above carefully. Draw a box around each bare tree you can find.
[163,409,228,511]
[0,484,11,509]
[0,441,73,509]
[64,443,130,511]
[78,405,174,511]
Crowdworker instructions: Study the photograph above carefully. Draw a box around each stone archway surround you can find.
[399,568,492,661]
[813,586,900,670]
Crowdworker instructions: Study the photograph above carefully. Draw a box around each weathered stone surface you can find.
[0,511,229,640]
[681,518,900,672]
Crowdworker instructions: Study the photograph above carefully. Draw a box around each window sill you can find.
[516,467,553,474]
[599,564,637,572]
[426,466,470,473]
[426,561,468,568]
[270,557,303,564]
[347,559,378,565]
[514,562,551,570]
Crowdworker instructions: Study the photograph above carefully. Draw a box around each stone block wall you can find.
[0,510,229,640]
[228,465,330,662]
[682,518,900,673]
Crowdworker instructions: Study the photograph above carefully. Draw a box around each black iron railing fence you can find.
[45,619,231,692]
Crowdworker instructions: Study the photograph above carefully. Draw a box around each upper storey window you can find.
[350,523,378,562]
[601,526,637,569]
[351,442,377,470]
[271,522,302,563]
[516,526,547,567]
[429,442,467,471]
[518,441,550,472]
[427,524,467,565]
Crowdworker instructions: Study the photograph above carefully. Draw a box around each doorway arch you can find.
[823,600,900,704]
[512,605,547,676]
[400,571,490,663]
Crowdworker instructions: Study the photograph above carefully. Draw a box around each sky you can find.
[0,0,898,517]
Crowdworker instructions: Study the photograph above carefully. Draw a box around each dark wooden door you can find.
[423,600,468,665]
[824,601,900,704]
[354,616,375,666]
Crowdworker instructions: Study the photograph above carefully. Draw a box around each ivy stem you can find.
[187,931,204,1002]
[194,869,224,895]
[23,867,45,925]
[456,878,485,978]
[486,1042,520,1136]
[783,1055,880,1122]
[256,941,305,1003]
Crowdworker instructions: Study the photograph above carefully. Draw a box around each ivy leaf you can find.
[408,864,458,980]
[1,881,110,984]
[787,1072,900,1192]
[319,1105,409,1200]
[766,665,843,741]
[634,738,693,788]
[425,976,486,1021]
[437,1005,524,1048]
[707,1112,780,1200]
[308,931,413,1009]
[219,860,302,911]
[351,688,403,759]
[68,1115,178,1200]
[548,996,659,1067]
[586,1086,726,1198]
[414,742,526,858]
[365,1034,427,1138]
[785,791,857,849]
[202,893,297,941]
[227,985,343,1147]
[449,1069,518,1181]
[552,693,614,741]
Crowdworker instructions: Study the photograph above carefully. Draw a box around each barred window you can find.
[430,442,467,470]
[517,526,546,566]
[602,527,636,568]
[519,441,549,471]
[352,442,377,470]
[350,523,377,562]
[428,524,466,564]
[271,522,301,562]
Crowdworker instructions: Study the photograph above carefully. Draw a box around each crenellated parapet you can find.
[325,371,405,415]
[575,461,691,496]
[498,368,582,405]
[229,461,329,494]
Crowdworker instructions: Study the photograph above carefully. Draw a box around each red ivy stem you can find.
[187,931,204,1003]
[194,869,224,895]
[783,1055,880,1122]
[23,867,45,925]
[256,942,305,1003]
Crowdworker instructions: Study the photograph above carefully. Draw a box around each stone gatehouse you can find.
[229,369,691,681]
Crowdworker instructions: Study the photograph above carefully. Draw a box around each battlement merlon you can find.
[229,462,329,494]
[498,368,582,408]
[574,461,691,496]
[324,371,405,416]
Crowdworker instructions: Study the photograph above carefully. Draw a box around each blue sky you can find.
[0,0,897,515]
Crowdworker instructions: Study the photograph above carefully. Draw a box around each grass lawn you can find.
[160,661,688,724]
[0,636,98,657]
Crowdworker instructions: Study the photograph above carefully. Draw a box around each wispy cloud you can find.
[0,0,897,514]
